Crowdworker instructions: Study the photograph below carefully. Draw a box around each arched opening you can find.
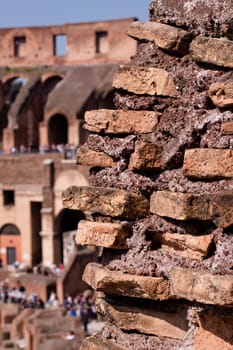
[54,209,86,265]
[0,223,21,265]
[0,77,25,150]
[48,114,68,147]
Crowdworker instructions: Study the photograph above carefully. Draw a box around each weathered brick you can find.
[183,148,233,179]
[190,36,233,68]
[208,82,233,108]
[96,297,188,339]
[193,311,233,350]
[76,220,131,249]
[76,143,115,168]
[210,191,233,228]
[113,65,179,97]
[128,141,164,171]
[127,21,191,54]
[221,121,233,135]
[150,191,211,221]
[158,232,214,260]
[83,263,171,300]
[171,267,233,306]
[83,109,160,134]
[63,186,149,219]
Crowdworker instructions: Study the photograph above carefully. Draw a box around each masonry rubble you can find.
[63,0,233,349]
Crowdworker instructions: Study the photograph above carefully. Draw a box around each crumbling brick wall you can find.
[63,1,233,349]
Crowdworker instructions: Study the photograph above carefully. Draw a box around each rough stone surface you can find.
[84,109,160,134]
[76,143,115,168]
[221,121,233,135]
[113,65,179,97]
[80,334,128,350]
[171,267,233,306]
[76,220,131,249]
[96,297,188,339]
[127,21,191,54]
[149,0,233,38]
[83,263,171,300]
[150,191,211,221]
[158,232,214,260]
[190,37,233,68]
[183,148,233,179]
[63,186,149,219]
[128,141,165,171]
[208,82,233,108]
[194,309,233,350]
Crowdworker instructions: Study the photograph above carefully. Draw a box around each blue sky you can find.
[0,0,151,28]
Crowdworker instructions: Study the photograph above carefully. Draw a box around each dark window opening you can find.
[0,224,20,235]
[53,34,67,56]
[95,31,108,54]
[3,190,15,206]
[14,36,26,57]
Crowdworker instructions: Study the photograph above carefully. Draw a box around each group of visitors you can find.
[0,279,45,309]
[0,276,97,335]
[63,290,97,334]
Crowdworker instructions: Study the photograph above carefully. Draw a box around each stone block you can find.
[80,334,128,350]
[63,186,149,219]
[210,192,233,228]
[76,220,131,249]
[221,121,233,135]
[112,65,179,97]
[127,21,191,54]
[128,141,165,171]
[193,311,233,350]
[84,109,160,134]
[96,298,188,339]
[190,36,233,68]
[171,267,233,306]
[183,148,233,179]
[208,82,233,108]
[150,191,211,221]
[83,263,171,300]
[158,232,214,260]
[76,143,115,168]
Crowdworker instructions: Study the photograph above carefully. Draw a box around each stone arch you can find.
[41,72,64,83]
[48,113,68,146]
[0,223,20,235]
[0,223,21,265]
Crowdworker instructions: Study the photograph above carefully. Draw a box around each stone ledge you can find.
[150,190,233,228]
[76,143,115,168]
[113,65,179,97]
[127,21,191,54]
[128,141,165,171]
[150,191,211,221]
[96,297,188,339]
[190,36,233,68]
[157,232,214,260]
[83,109,160,134]
[183,148,233,179]
[208,82,233,108]
[80,334,128,350]
[171,267,233,306]
[63,186,149,219]
[83,263,171,300]
[76,220,131,249]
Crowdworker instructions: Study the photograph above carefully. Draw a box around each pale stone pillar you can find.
[2,128,16,154]
[40,208,56,265]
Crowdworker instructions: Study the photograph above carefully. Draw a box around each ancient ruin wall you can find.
[63,1,233,349]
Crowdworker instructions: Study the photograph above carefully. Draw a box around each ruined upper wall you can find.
[0,18,137,68]
[149,0,233,37]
